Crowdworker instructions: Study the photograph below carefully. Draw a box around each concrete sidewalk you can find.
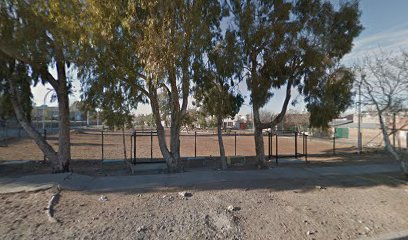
[0,163,402,194]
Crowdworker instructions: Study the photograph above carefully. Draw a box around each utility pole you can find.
[358,74,364,154]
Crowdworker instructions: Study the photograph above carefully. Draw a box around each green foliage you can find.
[0,54,33,121]
[194,29,244,121]
[134,114,155,128]
[307,67,355,128]
[229,0,362,125]
[0,0,81,85]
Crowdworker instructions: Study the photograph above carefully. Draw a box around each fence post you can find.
[194,131,197,158]
[133,131,136,164]
[150,130,153,160]
[101,129,104,161]
[130,133,133,163]
[43,129,47,162]
[295,131,298,159]
[393,112,396,148]
[271,132,273,160]
[333,130,336,155]
[268,131,271,160]
[305,135,308,163]
[235,131,237,156]
[275,133,278,165]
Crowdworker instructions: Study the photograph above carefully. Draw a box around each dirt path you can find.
[0,174,407,240]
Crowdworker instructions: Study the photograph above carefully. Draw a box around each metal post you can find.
[130,134,133,163]
[133,131,136,164]
[268,132,271,159]
[333,133,336,155]
[305,135,308,163]
[101,130,104,161]
[393,112,396,148]
[271,132,273,159]
[275,133,278,165]
[150,130,153,160]
[235,131,237,156]
[295,131,298,159]
[194,131,197,158]
[43,129,47,161]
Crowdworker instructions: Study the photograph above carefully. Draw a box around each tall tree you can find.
[228,0,362,166]
[357,51,408,176]
[0,0,82,172]
[78,0,221,172]
[194,30,244,169]
[0,55,33,122]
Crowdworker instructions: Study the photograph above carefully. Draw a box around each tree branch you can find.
[0,44,59,89]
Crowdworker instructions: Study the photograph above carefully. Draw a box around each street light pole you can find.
[42,88,54,131]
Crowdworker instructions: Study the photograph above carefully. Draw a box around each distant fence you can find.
[0,121,95,141]
[2,126,406,163]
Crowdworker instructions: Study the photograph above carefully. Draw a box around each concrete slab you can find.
[304,164,400,176]
[102,159,125,164]
[0,160,32,165]
[276,158,305,164]
[0,162,402,194]
[131,163,167,172]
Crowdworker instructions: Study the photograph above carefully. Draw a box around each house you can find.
[329,110,408,149]
[32,105,59,121]
[223,115,248,130]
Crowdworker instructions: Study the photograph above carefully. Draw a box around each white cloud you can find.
[342,23,408,65]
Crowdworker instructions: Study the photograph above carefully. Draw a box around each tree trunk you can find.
[401,158,408,177]
[149,85,182,172]
[8,78,59,164]
[169,119,182,171]
[122,127,127,160]
[377,113,408,176]
[217,115,227,170]
[55,61,71,173]
[253,107,265,167]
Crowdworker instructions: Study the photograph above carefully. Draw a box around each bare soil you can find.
[0,174,407,240]
[0,129,398,177]
[0,130,355,161]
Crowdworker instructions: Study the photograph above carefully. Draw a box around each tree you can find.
[0,56,33,122]
[194,30,244,169]
[0,0,82,172]
[357,51,408,176]
[78,0,222,172]
[259,111,275,125]
[158,92,171,128]
[228,0,362,166]
[80,57,145,161]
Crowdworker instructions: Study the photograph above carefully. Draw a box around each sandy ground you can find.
[2,130,407,239]
[0,128,398,177]
[0,173,407,240]
[0,130,355,161]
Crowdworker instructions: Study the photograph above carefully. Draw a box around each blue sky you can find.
[31,0,408,115]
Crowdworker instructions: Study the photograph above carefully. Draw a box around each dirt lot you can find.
[0,130,355,162]
[0,173,407,240]
[1,130,407,239]
[0,129,399,177]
